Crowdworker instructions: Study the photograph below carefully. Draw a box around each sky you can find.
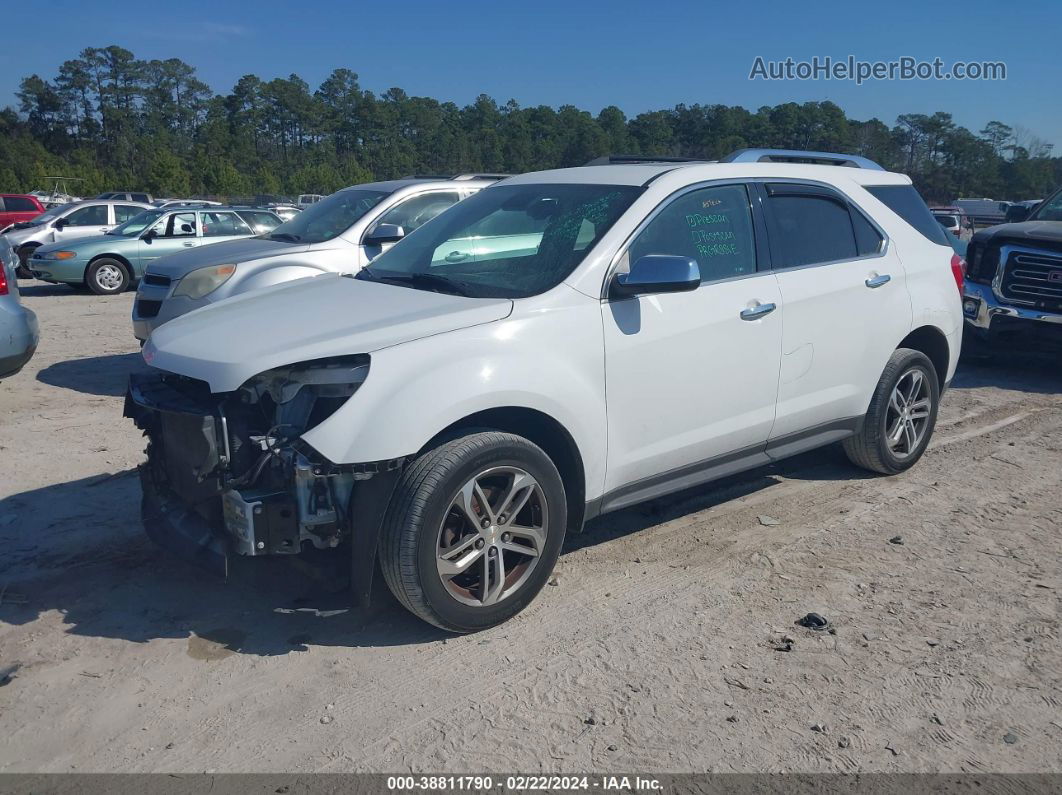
[2,0,1059,148]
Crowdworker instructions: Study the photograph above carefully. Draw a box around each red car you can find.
[0,194,45,231]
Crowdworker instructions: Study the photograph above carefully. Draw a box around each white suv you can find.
[125,149,963,633]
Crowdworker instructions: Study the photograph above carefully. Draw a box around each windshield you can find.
[26,205,70,226]
[266,189,387,244]
[357,183,642,299]
[111,209,164,236]
[1029,191,1062,222]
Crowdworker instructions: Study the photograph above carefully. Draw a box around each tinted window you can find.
[767,192,858,267]
[241,211,281,233]
[5,196,39,212]
[360,183,642,299]
[375,192,463,235]
[201,211,251,237]
[866,185,950,245]
[852,208,884,256]
[131,194,150,203]
[114,205,143,223]
[935,214,958,228]
[1029,190,1062,222]
[629,184,757,282]
[64,204,108,226]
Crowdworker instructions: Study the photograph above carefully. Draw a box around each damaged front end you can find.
[124,356,404,601]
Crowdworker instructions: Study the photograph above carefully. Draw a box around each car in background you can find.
[954,198,1011,227]
[0,194,46,232]
[963,185,1062,349]
[3,199,152,276]
[297,194,324,208]
[131,174,504,339]
[97,191,153,204]
[931,207,975,242]
[0,238,38,379]
[268,204,301,222]
[29,206,278,296]
[1003,199,1043,223]
[153,199,224,210]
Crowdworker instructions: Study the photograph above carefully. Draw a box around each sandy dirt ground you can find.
[0,280,1059,774]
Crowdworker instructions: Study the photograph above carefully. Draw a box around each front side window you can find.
[1029,190,1062,222]
[359,183,642,298]
[64,204,108,227]
[113,210,164,236]
[373,192,463,236]
[200,211,251,237]
[628,184,757,282]
[162,212,197,238]
[268,189,388,244]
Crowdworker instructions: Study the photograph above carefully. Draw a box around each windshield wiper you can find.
[269,232,302,242]
[355,268,471,297]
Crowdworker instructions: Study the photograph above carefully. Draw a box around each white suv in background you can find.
[4,199,152,276]
[126,149,963,633]
[131,174,504,339]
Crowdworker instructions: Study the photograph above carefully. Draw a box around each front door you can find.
[137,212,200,275]
[601,183,783,507]
[52,203,110,244]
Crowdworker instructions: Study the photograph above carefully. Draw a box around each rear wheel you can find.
[86,258,129,295]
[380,431,567,632]
[843,348,940,475]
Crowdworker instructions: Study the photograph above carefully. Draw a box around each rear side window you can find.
[852,209,884,256]
[766,191,856,267]
[201,211,252,237]
[114,205,143,223]
[866,185,950,245]
[5,196,39,212]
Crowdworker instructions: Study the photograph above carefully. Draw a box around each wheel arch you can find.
[86,252,135,282]
[898,325,950,389]
[424,407,588,535]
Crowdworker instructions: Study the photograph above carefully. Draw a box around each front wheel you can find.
[15,246,38,278]
[843,348,940,475]
[85,258,130,295]
[380,431,567,632]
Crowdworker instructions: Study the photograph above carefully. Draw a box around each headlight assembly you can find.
[172,264,237,299]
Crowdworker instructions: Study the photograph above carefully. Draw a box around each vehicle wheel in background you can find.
[843,348,940,475]
[85,258,129,295]
[380,431,567,633]
[15,245,38,278]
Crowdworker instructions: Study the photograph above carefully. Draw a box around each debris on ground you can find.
[796,612,830,631]
[1003,732,1018,745]
[548,576,560,586]
[889,535,905,545]
[758,515,781,527]
[838,736,851,749]
[273,607,348,618]
[810,723,828,734]
[320,716,333,725]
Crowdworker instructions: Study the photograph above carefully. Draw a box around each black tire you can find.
[85,258,130,295]
[15,245,38,279]
[380,431,567,633]
[843,348,940,475]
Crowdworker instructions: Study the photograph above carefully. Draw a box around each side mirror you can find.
[1005,205,1031,223]
[610,254,701,298]
[364,223,405,246]
[54,217,68,230]
[142,228,157,241]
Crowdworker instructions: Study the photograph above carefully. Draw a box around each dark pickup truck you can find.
[962,187,1062,347]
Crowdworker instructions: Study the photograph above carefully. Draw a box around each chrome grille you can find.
[1000,248,1062,311]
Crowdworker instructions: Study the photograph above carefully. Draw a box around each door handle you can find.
[444,251,468,263]
[183,242,195,247]
[98,227,109,232]
[740,302,777,321]
[865,273,891,288]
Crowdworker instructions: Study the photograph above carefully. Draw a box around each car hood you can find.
[147,236,309,278]
[144,274,514,392]
[975,220,1062,245]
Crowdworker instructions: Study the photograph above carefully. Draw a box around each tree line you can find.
[3,44,1059,203]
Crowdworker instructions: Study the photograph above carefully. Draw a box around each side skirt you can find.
[585,417,862,522]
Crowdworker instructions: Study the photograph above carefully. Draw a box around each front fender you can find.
[231,264,333,296]
[300,289,609,501]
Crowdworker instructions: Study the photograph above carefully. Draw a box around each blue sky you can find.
[2,0,1058,147]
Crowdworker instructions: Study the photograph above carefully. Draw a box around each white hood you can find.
[144,274,513,391]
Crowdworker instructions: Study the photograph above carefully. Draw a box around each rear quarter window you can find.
[866,185,950,246]
[5,196,39,212]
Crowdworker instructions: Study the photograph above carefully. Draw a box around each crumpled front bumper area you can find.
[125,372,231,577]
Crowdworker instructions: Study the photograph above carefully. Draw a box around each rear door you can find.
[761,182,911,444]
[199,210,253,245]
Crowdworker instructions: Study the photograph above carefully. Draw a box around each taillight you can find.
[0,266,8,296]
[950,253,965,294]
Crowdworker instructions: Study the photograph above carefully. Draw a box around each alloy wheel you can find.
[885,368,933,459]
[436,466,548,607]
[94,263,125,291]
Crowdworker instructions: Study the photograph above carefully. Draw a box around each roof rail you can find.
[720,149,884,170]
[400,174,454,181]
[451,173,510,181]
[584,154,706,166]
